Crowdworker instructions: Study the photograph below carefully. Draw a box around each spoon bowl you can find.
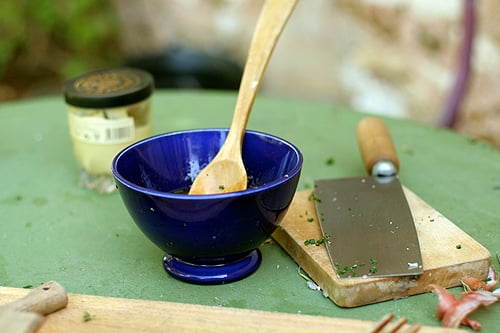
[112,129,303,284]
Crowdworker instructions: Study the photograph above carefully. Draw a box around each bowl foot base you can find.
[162,249,262,284]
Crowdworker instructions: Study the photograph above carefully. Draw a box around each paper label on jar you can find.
[68,112,135,144]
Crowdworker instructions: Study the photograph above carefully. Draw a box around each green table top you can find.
[1,90,499,329]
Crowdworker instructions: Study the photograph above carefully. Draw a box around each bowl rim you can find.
[111,128,303,200]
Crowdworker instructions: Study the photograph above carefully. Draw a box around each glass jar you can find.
[64,67,154,193]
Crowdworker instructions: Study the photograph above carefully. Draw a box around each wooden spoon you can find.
[189,0,298,195]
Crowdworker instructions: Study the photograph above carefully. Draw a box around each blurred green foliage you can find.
[0,0,120,82]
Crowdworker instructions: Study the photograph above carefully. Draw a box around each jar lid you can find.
[63,67,154,108]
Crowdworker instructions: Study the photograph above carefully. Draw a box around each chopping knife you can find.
[0,281,68,333]
[314,117,423,278]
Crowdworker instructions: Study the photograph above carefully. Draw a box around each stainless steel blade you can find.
[314,175,423,278]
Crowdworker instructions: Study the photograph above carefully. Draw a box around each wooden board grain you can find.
[0,286,466,333]
[0,309,44,333]
[272,189,491,307]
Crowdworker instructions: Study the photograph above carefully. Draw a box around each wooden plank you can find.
[0,281,68,333]
[0,286,466,333]
[0,309,44,333]
[272,189,491,307]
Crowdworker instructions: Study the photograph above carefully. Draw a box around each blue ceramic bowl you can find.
[112,129,303,284]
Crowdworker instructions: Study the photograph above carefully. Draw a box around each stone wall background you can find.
[1,1,497,146]
[111,0,500,147]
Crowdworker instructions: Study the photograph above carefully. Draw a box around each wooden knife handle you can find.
[356,117,399,175]
[2,281,68,315]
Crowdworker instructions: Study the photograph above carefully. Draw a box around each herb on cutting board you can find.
[304,235,329,246]
[300,210,318,223]
[304,238,316,246]
[308,192,321,203]
[83,311,94,322]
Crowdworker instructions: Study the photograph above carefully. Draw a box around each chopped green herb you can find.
[172,187,190,194]
[467,138,479,145]
[218,185,225,190]
[325,157,335,166]
[307,217,314,222]
[400,145,414,155]
[368,258,378,275]
[82,311,94,322]
[304,235,330,246]
[334,262,367,277]
[456,244,462,249]
[297,266,312,282]
[308,192,321,203]
[22,285,33,289]
[304,238,315,246]
[318,235,328,245]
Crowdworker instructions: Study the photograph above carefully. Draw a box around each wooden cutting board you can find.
[272,188,491,308]
[0,286,466,332]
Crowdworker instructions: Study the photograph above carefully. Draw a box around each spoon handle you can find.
[226,0,298,145]
[1,281,68,315]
